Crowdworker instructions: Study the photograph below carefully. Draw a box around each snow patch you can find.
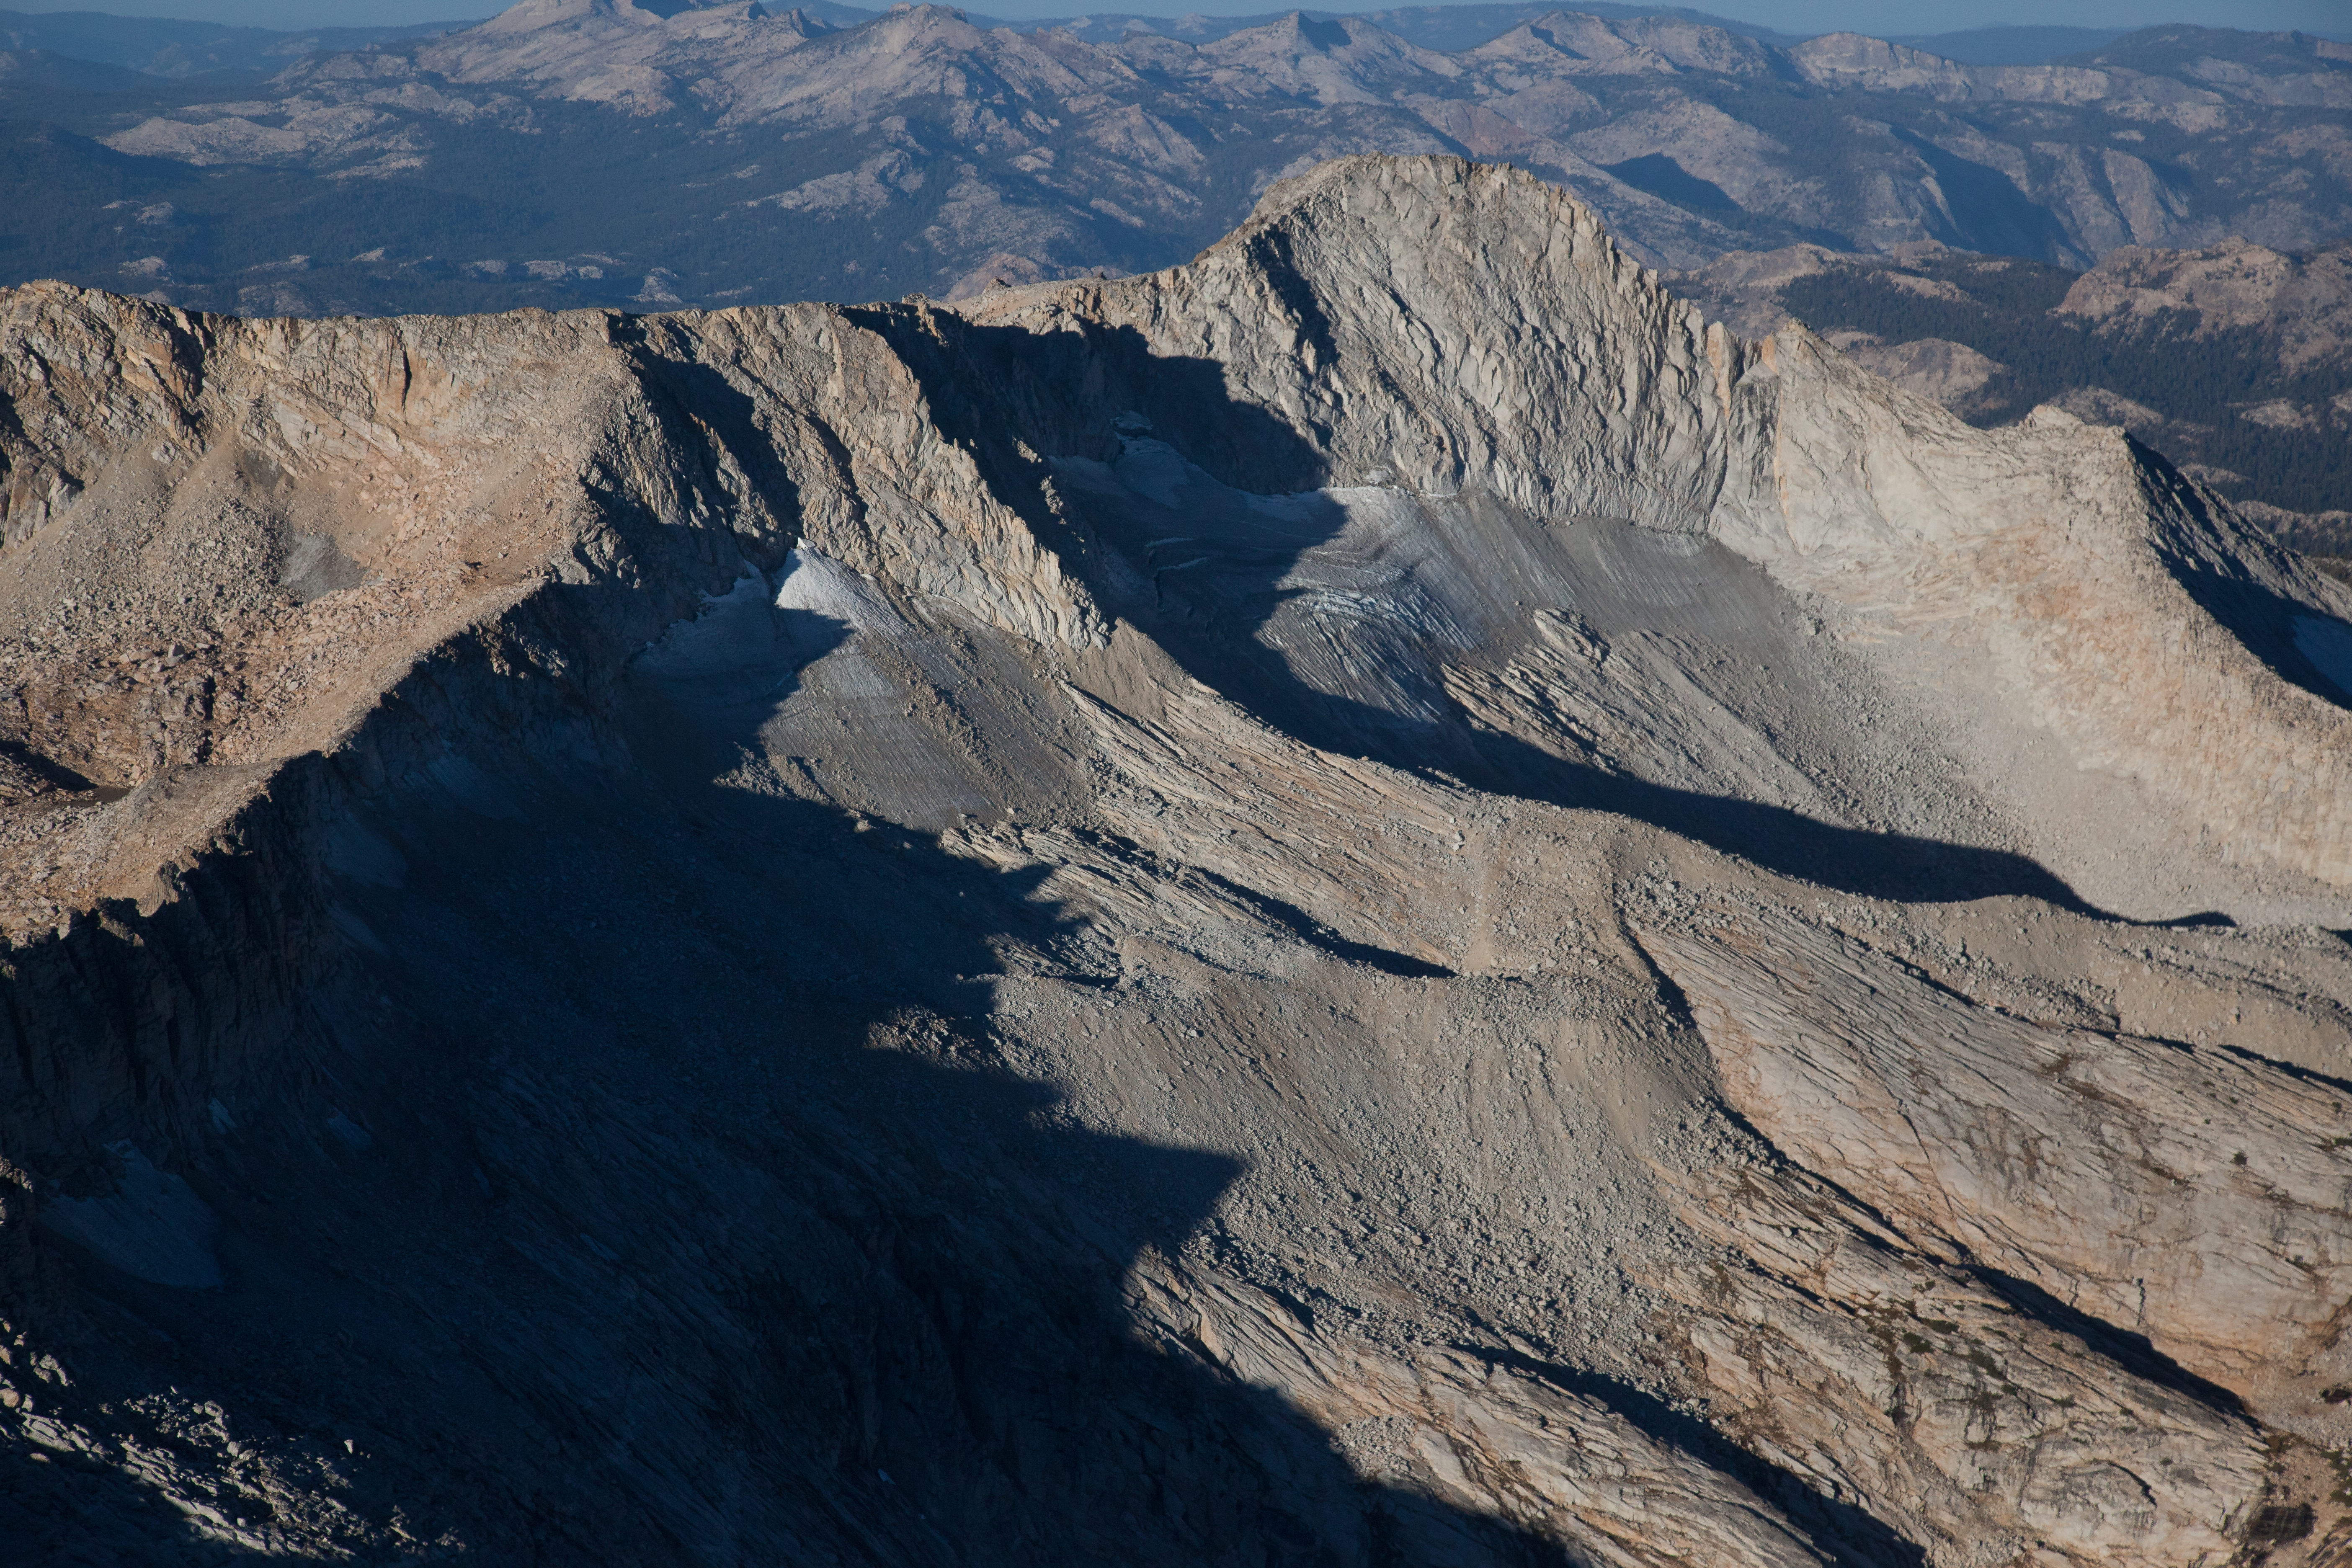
[772,547,910,644]
[40,1144,222,1290]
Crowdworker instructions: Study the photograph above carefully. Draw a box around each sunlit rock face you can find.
[2,155,2350,1567]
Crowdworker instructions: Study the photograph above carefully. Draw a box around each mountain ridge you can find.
[3,154,2352,1563]
[1671,233,2352,532]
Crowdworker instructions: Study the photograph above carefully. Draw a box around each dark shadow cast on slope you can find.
[1189,861,1459,978]
[1969,1271,2249,1419]
[838,305,1331,505]
[1467,724,2098,910]
[1470,1337,1928,1568]
[2133,436,2352,715]
[4,605,1589,1566]
[867,308,2104,915]
[1886,126,2076,265]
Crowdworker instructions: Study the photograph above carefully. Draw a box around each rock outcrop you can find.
[3,154,2350,1567]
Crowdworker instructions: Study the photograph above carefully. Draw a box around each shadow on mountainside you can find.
[2133,437,2352,717]
[1886,126,2076,264]
[1473,1339,1928,1568]
[1152,540,2104,913]
[865,308,2103,916]
[1473,736,2100,912]
[2,611,1589,1565]
[830,309,2134,1563]
[839,304,1332,508]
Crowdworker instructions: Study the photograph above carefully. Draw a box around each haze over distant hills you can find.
[0,4,2169,77]
[3,0,2346,312]
[0,0,2348,524]
[0,7,480,77]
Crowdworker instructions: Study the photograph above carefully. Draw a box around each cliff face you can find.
[1667,236,2352,556]
[3,155,2351,1566]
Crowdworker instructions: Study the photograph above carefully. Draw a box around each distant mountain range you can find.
[4,1,2347,313]
[0,8,482,78]
[2,1,2348,516]
[0,5,2181,79]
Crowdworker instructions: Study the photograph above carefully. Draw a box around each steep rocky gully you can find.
[4,156,2352,1567]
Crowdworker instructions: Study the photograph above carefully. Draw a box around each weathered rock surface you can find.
[3,154,2351,1566]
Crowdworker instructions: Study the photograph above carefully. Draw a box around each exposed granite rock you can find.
[0,154,2348,1565]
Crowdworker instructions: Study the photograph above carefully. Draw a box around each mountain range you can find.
[21,0,2342,514]
[3,0,2347,323]
[0,4,2165,79]
[7,151,2352,1567]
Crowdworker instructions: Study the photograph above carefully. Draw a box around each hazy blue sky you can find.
[25,0,2352,35]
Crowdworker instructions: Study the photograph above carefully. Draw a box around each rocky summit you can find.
[4,154,2352,1565]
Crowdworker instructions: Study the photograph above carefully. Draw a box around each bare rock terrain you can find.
[1674,234,2352,532]
[3,154,2352,1566]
